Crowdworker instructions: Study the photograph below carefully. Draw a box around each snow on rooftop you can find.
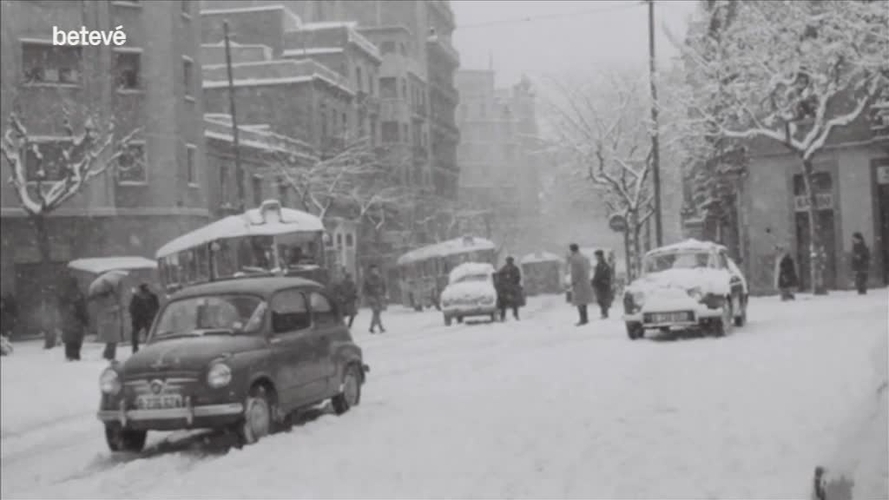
[520,251,561,265]
[67,256,157,274]
[203,75,354,95]
[156,202,324,259]
[449,262,495,284]
[300,21,359,31]
[282,47,344,57]
[201,4,286,16]
[397,236,496,266]
[648,238,726,255]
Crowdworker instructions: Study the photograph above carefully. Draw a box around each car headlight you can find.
[207,363,232,388]
[99,367,121,395]
[687,287,704,301]
[631,291,645,307]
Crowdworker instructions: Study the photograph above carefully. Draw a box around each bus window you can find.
[214,239,236,279]
[196,245,210,282]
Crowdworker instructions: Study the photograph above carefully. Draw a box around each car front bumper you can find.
[623,305,723,329]
[98,398,244,429]
[443,305,498,317]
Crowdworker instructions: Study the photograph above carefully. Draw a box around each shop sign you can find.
[793,192,833,212]
[876,165,889,185]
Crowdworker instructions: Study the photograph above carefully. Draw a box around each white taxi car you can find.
[622,239,748,340]
[440,262,498,326]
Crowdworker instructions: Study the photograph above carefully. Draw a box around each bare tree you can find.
[670,0,889,294]
[0,112,139,266]
[542,70,659,277]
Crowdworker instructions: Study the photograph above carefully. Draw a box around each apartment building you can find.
[0,0,208,334]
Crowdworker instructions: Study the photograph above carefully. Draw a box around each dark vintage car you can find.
[97,276,369,452]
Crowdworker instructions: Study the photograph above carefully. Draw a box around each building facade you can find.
[735,97,889,295]
[0,0,208,335]
[456,70,542,257]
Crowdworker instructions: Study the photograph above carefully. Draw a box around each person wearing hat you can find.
[128,283,160,353]
[774,244,798,301]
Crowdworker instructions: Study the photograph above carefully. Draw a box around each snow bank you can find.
[448,262,495,284]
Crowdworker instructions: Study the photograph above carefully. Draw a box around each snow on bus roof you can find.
[646,238,726,255]
[156,201,324,259]
[396,236,495,266]
[520,251,561,264]
[68,256,157,274]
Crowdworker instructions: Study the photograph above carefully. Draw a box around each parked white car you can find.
[622,239,748,340]
[440,262,498,326]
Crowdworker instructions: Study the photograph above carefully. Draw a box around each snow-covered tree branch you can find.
[669,0,889,294]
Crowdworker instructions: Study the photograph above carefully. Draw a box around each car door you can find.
[308,290,343,399]
[268,288,314,409]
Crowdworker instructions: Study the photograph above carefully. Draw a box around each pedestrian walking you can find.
[128,283,159,353]
[851,232,871,295]
[497,256,523,321]
[362,264,387,334]
[336,270,359,328]
[567,244,594,325]
[95,281,124,361]
[774,245,798,301]
[1,293,18,339]
[591,249,613,319]
[58,277,88,361]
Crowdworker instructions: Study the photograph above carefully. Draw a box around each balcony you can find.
[357,91,380,115]
[426,35,460,67]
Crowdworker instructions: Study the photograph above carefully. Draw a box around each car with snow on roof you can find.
[440,262,499,326]
[622,239,748,340]
[96,276,368,452]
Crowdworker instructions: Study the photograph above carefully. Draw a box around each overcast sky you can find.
[451,0,697,88]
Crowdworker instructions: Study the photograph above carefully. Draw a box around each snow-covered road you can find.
[2,291,886,498]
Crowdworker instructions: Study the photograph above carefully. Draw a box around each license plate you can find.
[136,394,183,409]
[648,312,692,323]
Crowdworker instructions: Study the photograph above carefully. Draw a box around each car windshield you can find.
[152,294,266,339]
[454,274,488,284]
[643,251,712,274]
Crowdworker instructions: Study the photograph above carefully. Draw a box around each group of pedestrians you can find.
[775,232,872,299]
[566,244,613,326]
[330,264,388,334]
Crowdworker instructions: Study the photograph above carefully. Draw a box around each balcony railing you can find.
[426,35,460,66]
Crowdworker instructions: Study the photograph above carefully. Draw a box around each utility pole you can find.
[223,20,246,211]
[647,0,664,247]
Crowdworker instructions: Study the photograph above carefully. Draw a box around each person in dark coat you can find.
[775,245,798,301]
[362,264,387,334]
[568,243,594,325]
[336,270,359,327]
[1,294,18,338]
[58,277,89,361]
[497,256,523,321]
[851,232,871,295]
[128,283,159,354]
[591,249,613,319]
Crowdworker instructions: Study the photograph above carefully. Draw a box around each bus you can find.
[395,236,497,311]
[155,199,330,293]
[519,251,562,296]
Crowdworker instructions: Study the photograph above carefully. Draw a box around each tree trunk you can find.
[30,214,52,266]
[629,210,643,279]
[801,159,828,295]
[623,227,633,282]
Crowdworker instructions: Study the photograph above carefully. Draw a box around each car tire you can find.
[332,364,362,415]
[733,295,747,327]
[626,322,644,340]
[711,298,734,337]
[457,316,463,324]
[237,384,273,446]
[444,315,452,326]
[104,423,147,453]
[490,313,497,322]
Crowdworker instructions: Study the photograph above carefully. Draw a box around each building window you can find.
[345,233,353,247]
[336,233,343,247]
[480,103,486,118]
[252,176,263,207]
[370,120,377,145]
[219,163,229,202]
[401,78,407,99]
[367,72,374,95]
[183,57,193,98]
[320,103,327,137]
[21,42,81,85]
[402,123,410,143]
[342,112,348,133]
[380,77,397,99]
[382,121,399,143]
[114,50,141,90]
[117,142,148,184]
[24,138,73,181]
[380,40,396,54]
[399,43,407,56]
[355,66,363,92]
[186,144,197,186]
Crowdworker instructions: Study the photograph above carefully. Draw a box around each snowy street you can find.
[2,291,887,499]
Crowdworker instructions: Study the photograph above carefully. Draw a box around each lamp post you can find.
[647,0,664,247]
[223,20,246,211]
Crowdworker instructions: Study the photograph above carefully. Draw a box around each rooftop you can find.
[203,114,316,161]
[202,59,353,95]
[285,22,381,63]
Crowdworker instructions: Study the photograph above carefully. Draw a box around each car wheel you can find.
[237,384,273,445]
[733,295,747,327]
[332,364,362,415]
[444,314,452,326]
[490,313,497,322]
[711,298,734,337]
[457,316,463,324]
[104,423,147,453]
[626,322,644,340]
